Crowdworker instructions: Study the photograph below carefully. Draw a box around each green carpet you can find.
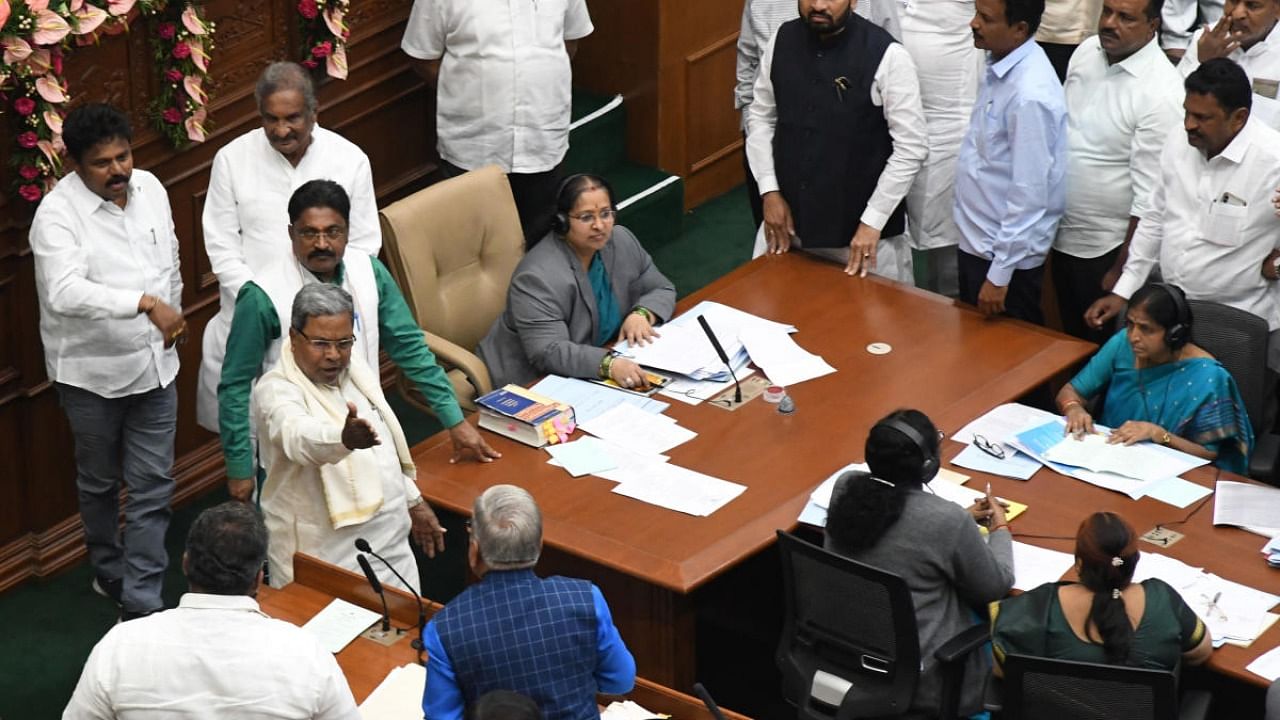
[0,184,754,720]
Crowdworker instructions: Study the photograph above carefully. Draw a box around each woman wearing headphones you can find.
[478,174,676,389]
[1055,283,1253,473]
[825,409,1014,718]
[991,512,1212,672]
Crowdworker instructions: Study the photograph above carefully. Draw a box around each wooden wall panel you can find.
[574,0,746,209]
[0,0,432,593]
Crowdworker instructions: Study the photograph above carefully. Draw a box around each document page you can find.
[1214,480,1280,536]
[738,327,836,387]
[1010,541,1076,591]
[581,403,696,456]
[611,463,747,517]
[359,664,426,720]
[301,598,382,654]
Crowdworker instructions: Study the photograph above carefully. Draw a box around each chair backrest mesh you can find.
[1187,299,1269,435]
[1020,669,1157,720]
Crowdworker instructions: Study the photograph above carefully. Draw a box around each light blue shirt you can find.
[953,39,1067,287]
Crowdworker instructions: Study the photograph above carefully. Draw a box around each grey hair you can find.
[290,283,353,332]
[472,484,542,570]
[255,61,318,116]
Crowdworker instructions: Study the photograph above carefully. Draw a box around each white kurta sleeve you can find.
[202,150,255,300]
[255,376,354,468]
[745,30,782,195]
[1112,179,1166,300]
[862,43,928,231]
[31,205,142,319]
[345,154,382,257]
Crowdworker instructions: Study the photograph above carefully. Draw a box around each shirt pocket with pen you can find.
[1199,193,1248,246]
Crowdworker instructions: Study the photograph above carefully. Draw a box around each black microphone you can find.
[355,537,427,631]
[692,683,728,720]
[696,315,742,404]
[356,553,391,633]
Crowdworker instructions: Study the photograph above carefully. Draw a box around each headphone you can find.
[877,418,940,483]
[1155,283,1191,350]
[551,173,616,235]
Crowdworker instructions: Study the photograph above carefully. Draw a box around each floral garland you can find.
[0,0,214,205]
[149,2,212,146]
[296,0,347,79]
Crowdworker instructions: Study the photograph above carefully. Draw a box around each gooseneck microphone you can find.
[356,553,391,633]
[696,315,742,404]
[355,537,427,631]
[693,683,728,720]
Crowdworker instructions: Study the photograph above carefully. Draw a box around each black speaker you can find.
[878,418,940,482]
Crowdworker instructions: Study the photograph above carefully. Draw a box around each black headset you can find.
[877,417,940,482]
[551,173,616,235]
[1155,283,1191,350]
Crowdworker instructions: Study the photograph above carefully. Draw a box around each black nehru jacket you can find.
[770,13,905,248]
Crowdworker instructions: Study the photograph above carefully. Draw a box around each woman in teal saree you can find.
[1055,283,1253,474]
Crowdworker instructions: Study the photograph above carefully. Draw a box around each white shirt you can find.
[745,29,928,232]
[1162,0,1223,51]
[1055,36,1184,258]
[1113,119,1280,329]
[30,170,182,398]
[202,125,381,313]
[62,593,360,720]
[1035,0,1103,45]
[1178,21,1280,129]
[401,0,593,173]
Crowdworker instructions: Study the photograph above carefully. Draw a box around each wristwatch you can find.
[1158,430,1173,445]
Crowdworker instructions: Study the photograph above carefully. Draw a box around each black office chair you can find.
[1001,654,1211,720]
[1186,300,1280,484]
[775,530,990,720]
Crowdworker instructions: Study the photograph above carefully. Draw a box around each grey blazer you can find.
[478,225,676,388]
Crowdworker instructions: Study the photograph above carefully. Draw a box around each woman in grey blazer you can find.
[478,174,676,389]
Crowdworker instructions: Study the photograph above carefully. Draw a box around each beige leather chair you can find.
[378,165,524,415]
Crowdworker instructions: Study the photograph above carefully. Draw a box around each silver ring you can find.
[862,253,871,258]
[623,378,633,387]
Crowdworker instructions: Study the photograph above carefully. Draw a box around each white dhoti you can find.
[752,226,914,284]
[901,1,983,296]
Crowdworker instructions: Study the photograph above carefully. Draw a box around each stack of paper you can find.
[545,436,670,479]
[581,403,697,456]
[952,403,1056,480]
[1263,536,1280,568]
[615,301,794,381]
[798,462,869,526]
[529,374,668,424]
[1133,551,1280,647]
[1214,480,1280,537]
[358,663,426,720]
[1041,432,1206,483]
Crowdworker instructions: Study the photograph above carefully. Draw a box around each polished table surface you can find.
[412,252,1096,594]
[410,253,1096,685]
[257,554,753,717]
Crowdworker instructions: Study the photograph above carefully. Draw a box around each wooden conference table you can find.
[257,554,753,718]
[412,252,1096,688]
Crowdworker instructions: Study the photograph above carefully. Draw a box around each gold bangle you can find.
[1061,399,1081,413]
[632,307,653,323]
[599,353,614,380]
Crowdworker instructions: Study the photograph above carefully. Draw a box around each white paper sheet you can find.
[1041,432,1207,483]
[954,403,1060,445]
[615,301,795,380]
[659,371,755,405]
[611,463,747,516]
[950,444,1041,480]
[1246,644,1280,682]
[738,327,836,388]
[529,374,668,424]
[1214,480,1280,537]
[358,663,426,720]
[301,598,382,654]
[1011,541,1077,591]
[1142,476,1213,509]
[581,403,697,455]
[544,437,619,477]
[601,700,668,720]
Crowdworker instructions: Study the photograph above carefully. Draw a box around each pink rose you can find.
[311,40,331,58]
[19,164,40,180]
[297,0,317,19]
[18,183,42,202]
[301,58,318,69]
[162,107,183,124]
[16,131,38,148]
[157,21,175,39]
[165,68,183,83]
[172,41,190,59]
[14,97,35,115]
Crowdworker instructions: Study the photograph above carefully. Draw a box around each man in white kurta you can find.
[253,284,433,590]
[198,61,381,433]
[1176,0,1280,129]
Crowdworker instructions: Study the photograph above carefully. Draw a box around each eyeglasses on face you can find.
[569,208,617,225]
[294,226,347,241]
[296,329,356,353]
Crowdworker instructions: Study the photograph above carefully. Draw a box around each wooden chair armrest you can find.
[423,330,493,397]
